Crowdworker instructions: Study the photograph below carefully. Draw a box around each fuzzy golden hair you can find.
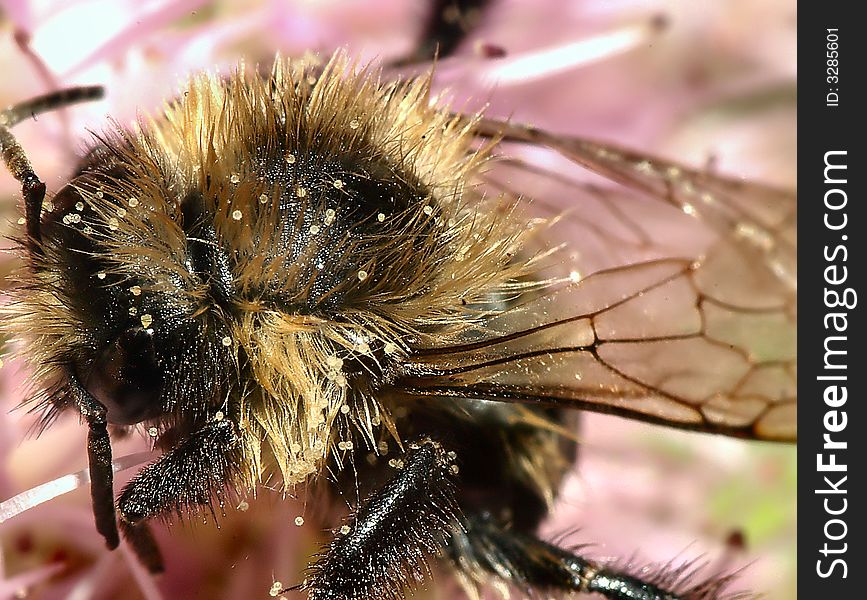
[3,52,545,491]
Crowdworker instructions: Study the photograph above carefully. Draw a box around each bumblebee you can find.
[1,50,795,599]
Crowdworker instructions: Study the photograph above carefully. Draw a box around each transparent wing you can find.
[391,119,796,441]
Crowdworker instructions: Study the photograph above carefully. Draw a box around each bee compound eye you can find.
[84,327,164,425]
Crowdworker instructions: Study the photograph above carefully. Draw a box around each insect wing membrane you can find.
[396,122,796,442]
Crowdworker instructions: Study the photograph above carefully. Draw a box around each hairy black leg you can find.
[66,368,120,550]
[0,86,103,250]
[115,418,242,573]
[449,514,734,600]
[117,418,242,526]
[119,520,164,574]
[305,438,460,600]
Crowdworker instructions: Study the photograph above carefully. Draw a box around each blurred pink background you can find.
[1,1,795,599]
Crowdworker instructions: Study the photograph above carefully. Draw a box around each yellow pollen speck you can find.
[340,525,351,535]
[128,307,138,316]
[340,404,350,414]
[108,218,119,231]
[294,516,304,526]
[221,336,232,347]
[309,225,320,235]
[230,174,241,184]
[333,179,344,189]
[214,411,224,421]
[377,441,389,454]
[97,272,106,280]
[326,355,343,369]
[128,197,139,208]
[335,374,347,387]
[269,582,282,597]
[130,285,142,296]
[232,209,243,221]
[140,314,153,328]
[147,427,158,437]
[95,190,104,199]
[636,160,653,173]
[377,212,385,222]
[295,187,307,198]
[569,270,581,283]
[75,201,84,211]
[450,464,460,474]
[285,153,296,164]
[349,119,360,129]
[237,501,249,512]
[117,208,127,218]
[259,193,269,204]
[357,270,368,281]
[423,205,433,216]
[17,217,25,225]
[383,342,397,355]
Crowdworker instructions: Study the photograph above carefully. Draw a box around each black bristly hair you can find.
[305,439,460,600]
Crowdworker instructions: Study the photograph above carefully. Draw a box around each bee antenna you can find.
[0,85,104,253]
[2,86,104,129]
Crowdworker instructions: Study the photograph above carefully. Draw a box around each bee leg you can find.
[115,418,242,570]
[450,513,705,600]
[305,438,460,600]
[119,520,164,573]
[66,368,120,550]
